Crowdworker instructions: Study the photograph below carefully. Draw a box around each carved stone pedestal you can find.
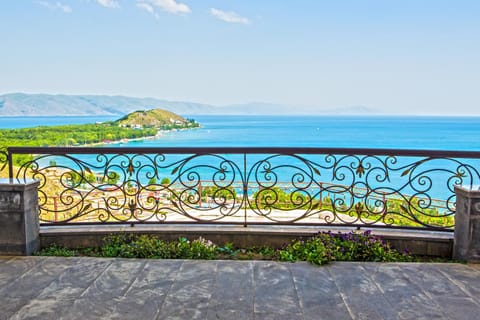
[0,179,40,255]
[454,185,480,262]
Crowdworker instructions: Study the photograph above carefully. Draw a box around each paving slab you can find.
[289,262,351,320]
[1,257,480,320]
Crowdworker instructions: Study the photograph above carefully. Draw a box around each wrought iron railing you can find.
[0,147,6,174]
[3,146,480,230]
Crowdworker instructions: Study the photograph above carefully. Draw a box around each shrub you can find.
[101,234,169,258]
[172,237,217,260]
[277,237,330,265]
[35,244,77,257]
[101,234,217,260]
[277,231,413,265]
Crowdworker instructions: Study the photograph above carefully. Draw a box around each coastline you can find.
[81,131,162,147]
[80,127,200,147]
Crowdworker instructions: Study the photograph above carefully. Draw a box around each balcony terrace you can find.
[1,146,480,251]
[1,146,480,319]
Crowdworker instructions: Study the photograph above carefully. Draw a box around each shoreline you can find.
[80,126,201,147]
[81,135,157,147]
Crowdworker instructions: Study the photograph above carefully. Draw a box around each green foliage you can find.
[172,237,217,259]
[252,187,308,209]
[381,198,454,228]
[216,242,237,256]
[104,171,120,185]
[101,234,216,260]
[35,244,77,257]
[0,122,156,148]
[277,231,414,265]
[0,112,199,169]
[36,232,415,265]
[278,237,330,265]
[250,188,452,228]
[160,177,171,185]
[68,171,96,187]
[102,234,171,258]
[202,185,237,201]
[114,109,199,130]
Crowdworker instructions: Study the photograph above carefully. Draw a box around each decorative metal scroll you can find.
[0,147,7,177]
[8,147,480,230]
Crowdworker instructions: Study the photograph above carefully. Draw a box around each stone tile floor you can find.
[0,257,479,320]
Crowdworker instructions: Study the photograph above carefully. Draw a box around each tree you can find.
[69,171,96,187]
[105,171,120,184]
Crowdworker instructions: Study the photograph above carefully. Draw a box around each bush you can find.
[101,234,217,260]
[172,237,217,260]
[277,231,414,265]
[328,230,409,262]
[102,234,171,258]
[278,237,330,265]
[35,244,77,257]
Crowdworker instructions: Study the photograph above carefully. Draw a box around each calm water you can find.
[1,115,479,150]
[138,115,480,150]
[3,115,479,201]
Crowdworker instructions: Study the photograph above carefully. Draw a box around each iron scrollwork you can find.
[8,147,480,230]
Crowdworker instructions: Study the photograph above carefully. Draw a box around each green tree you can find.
[105,171,120,184]
[69,171,96,187]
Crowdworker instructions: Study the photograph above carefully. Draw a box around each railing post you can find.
[454,185,480,262]
[8,149,13,179]
[243,153,247,227]
[0,178,40,255]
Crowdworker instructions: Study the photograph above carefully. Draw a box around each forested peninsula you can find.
[0,109,199,147]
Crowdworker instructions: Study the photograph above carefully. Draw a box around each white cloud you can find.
[36,1,72,13]
[140,0,191,15]
[210,8,250,25]
[96,0,120,9]
[136,2,159,19]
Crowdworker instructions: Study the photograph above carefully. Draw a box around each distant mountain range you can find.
[0,93,379,116]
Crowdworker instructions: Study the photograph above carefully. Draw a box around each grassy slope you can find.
[115,109,188,128]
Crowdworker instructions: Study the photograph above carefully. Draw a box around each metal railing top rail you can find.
[7,146,480,158]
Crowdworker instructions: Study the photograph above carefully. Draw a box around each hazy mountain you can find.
[0,93,218,116]
[221,102,380,115]
[0,93,379,116]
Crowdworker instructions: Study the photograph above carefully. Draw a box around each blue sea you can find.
[1,115,480,150]
[2,115,480,206]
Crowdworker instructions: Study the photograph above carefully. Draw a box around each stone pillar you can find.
[454,185,480,262]
[0,179,40,255]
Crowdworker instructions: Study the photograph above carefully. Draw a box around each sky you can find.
[1,0,480,115]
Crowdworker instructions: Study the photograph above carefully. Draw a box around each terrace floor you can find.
[0,257,479,320]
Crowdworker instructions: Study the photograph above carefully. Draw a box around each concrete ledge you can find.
[40,224,453,258]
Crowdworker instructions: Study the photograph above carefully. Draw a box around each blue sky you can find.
[1,0,479,115]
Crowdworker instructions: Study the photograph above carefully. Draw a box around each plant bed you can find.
[36,231,449,265]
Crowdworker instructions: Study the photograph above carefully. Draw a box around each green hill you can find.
[115,109,195,129]
[0,108,199,152]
